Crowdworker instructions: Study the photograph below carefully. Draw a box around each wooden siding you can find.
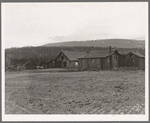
[88,59,92,70]
[125,54,138,67]
[124,53,145,70]
[139,58,145,70]
[79,58,103,70]
[96,59,101,69]
[70,61,75,68]
[82,59,86,70]
[78,51,145,71]
[66,60,71,68]
[103,57,111,70]
[118,55,126,67]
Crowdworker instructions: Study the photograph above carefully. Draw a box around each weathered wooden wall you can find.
[79,57,111,70]
[124,53,144,69]
[139,58,145,70]
[118,55,126,67]
[102,57,111,70]
[66,60,71,68]
[78,52,145,70]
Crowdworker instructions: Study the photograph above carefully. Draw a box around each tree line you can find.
[5,46,145,66]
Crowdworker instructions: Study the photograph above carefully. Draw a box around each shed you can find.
[22,60,37,70]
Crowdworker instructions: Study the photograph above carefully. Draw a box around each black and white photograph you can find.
[2,2,149,121]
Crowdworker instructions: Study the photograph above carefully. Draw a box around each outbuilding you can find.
[22,60,37,70]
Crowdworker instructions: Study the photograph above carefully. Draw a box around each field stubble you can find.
[5,70,145,114]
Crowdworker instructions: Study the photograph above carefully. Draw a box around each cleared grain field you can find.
[5,69,145,114]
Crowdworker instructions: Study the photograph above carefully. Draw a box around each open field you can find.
[5,69,145,114]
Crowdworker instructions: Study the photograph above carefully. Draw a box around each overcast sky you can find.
[2,2,148,48]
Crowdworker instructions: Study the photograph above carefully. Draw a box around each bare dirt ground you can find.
[5,69,145,114]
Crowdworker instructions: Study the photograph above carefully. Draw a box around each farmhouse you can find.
[78,49,125,70]
[22,59,37,70]
[47,50,87,69]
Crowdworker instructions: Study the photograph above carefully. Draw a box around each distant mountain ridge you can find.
[43,39,145,48]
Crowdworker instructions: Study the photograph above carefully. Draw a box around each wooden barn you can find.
[124,51,145,70]
[78,49,125,71]
[22,60,37,70]
[78,47,145,71]
[47,50,87,69]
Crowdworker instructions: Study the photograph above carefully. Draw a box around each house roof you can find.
[78,49,117,59]
[61,50,87,61]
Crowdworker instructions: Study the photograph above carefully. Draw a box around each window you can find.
[108,58,110,62]
[61,56,64,60]
[75,62,78,66]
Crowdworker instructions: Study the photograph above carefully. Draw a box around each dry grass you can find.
[5,69,145,114]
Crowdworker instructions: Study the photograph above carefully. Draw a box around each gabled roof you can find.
[22,60,37,67]
[78,49,117,59]
[128,51,145,58]
[61,50,87,61]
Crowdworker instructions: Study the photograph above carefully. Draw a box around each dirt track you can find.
[5,70,145,114]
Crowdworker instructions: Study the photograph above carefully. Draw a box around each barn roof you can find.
[117,48,145,57]
[61,50,87,61]
[78,49,117,59]
[129,51,145,58]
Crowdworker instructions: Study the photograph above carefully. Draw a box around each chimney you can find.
[109,46,111,53]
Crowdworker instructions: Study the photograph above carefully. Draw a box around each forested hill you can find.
[5,46,145,66]
[43,39,145,49]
